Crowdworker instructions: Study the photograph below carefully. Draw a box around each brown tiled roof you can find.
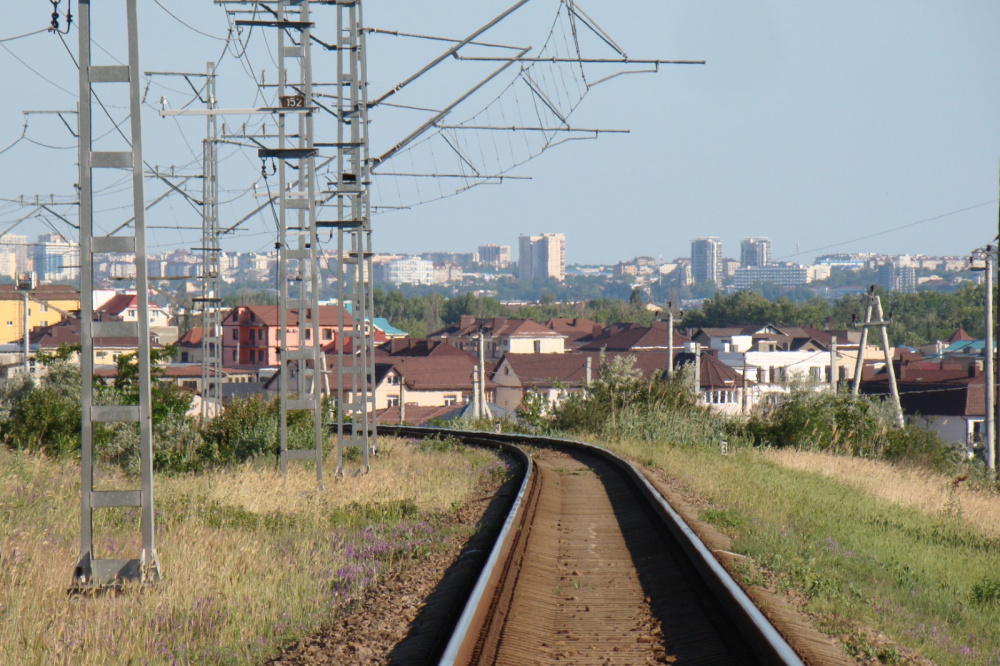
[861,366,984,417]
[495,350,727,388]
[223,304,354,327]
[430,316,562,340]
[177,327,203,346]
[579,323,688,352]
[96,293,139,316]
[30,317,161,348]
[388,356,490,391]
[947,328,975,343]
[375,338,474,359]
[376,404,463,426]
[0,284,80,303]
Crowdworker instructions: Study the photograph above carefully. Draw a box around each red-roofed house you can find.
[429,315,566,360]
[491,349,756,416]
[96,292,172,328]
[861,359,987,456]
[578,321,688,353]
[221,304,355,367]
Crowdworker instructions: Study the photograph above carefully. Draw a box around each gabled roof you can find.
[0,284,80,303]
[376,404,464,426]
[545,317,601,334]
[372,317,408,337]
[384,355,491,391]
[429,316,563,340]
[861,363,984,417]
[30,316,161,349]
[376,338,474,359]
[495,349,745,390]
[947,328,975,343]
[223,304,354,327]
[579,323,688,352]
[177,327,203,347]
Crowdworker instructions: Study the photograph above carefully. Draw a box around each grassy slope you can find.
[604,438,1000,664]
[0,437,503,665]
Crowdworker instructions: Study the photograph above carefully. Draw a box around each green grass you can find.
[0,438,504,665]
[604,439,1000,664]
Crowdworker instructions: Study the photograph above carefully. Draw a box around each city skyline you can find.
[0,2,997,267]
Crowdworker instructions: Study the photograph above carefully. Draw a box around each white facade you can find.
[385,256,435,286]
[34,233,80,282]
[0,234,29,279]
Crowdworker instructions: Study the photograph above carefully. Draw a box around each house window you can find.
[181,352,189,362]
[387,374,399,385]
[40,304,48,313]
[304,328,312,341]
[232,350,237,361]
[387,396,400,407]
[444,395,458,406]
[322,329,332,341]
[534,340,541,353]
[809,367,821,381]
[41,320,48,327]
[232,329,238,340]
[258,329,264,340]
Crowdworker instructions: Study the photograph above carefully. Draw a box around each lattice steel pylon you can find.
[266,0,325,487]
[330,0,377,475]
[195,63,223,419]
[71,0,160,590]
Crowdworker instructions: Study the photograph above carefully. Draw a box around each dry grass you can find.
[763,448,1000,538]
[0,436,500,664]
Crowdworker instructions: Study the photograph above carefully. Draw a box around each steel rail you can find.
[379,425,804,666]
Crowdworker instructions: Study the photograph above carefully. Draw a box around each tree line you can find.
[372,282,986,348]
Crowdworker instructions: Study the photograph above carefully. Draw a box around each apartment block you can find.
[518,233,565,281]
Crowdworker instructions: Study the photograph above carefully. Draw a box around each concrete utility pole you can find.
[986,250,995,470]
[692,342,701,403]
[477,330,489,420]
[850,287,904,428]
[666,302,675,382]
[830,335,838,392]
[16,272,34,375]
[972,246,996,470]
[72,0,160,591]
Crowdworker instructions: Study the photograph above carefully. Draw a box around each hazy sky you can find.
[1,1,998,266]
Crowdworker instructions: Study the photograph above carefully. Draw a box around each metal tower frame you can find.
[331,0,376,475]
[145,64,222,418]
[196,63,223,418]
[72,0,160,590]
[267,0,325,487]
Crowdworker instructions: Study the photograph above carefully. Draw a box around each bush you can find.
[199,394,280,465]
[735,387,960,471]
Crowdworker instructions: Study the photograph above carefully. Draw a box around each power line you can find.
[776,199,1000,261]
[0,28,48,44]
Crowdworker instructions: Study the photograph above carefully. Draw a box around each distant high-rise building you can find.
[478,244,511,269]
[691,237,722,284]
[0,234,29,279]
[877,261,916,293]
[385,256,436,286]
[740,237,771,268]
[518,233,565,281]
[33,233,79,283]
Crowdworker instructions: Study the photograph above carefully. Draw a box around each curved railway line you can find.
[380,426,807,665]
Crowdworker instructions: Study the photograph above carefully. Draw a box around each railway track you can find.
[381,426,804,665]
